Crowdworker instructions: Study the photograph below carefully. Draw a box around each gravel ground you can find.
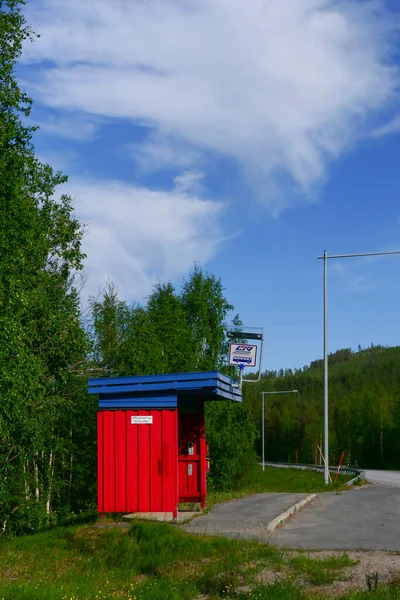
[254,550,400,596]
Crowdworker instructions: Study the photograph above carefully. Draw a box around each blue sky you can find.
[21,0,400,371]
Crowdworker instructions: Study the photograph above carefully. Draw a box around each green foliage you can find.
[244,345,400,469]
[181,264,234,371]
[89,266,236,377]
[89,281,136,375]
[147,281,195,373]
[206,402,258,490]
[0,0,92,536]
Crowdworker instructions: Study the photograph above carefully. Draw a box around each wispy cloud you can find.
[370,114,400,138]
[66,176,225,302]
[129,134,201,172]
[330,261,376,294]
[329,246,400,294]
[174,170,204,194]
[24,0,398,211]
[36,115,99,141]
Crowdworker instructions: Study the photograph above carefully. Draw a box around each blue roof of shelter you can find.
[88,371,242,409]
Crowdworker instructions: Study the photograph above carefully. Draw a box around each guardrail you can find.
[263,461,365,485]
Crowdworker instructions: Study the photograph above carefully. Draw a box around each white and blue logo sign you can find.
[228,343,257,368]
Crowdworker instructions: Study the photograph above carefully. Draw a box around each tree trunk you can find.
[23,458,30,500]
[34,452,40,502]
[46,450,55,515]
[68,428,73,504]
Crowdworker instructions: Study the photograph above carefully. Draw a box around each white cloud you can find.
[329,249,400,294]
[66,176,225,302]
[330,261,376,294]
[24,0,398,208]
[36,115,99,141]
[129,134,201,172]
[370,114,400,138]
[174,170,204,194]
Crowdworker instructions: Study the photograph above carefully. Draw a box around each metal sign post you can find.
[227,326,264,388]
[317,249,400,485]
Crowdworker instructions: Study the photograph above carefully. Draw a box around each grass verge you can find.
[206,464,354,509]
[289,553,355,585]
[0,521,282,600]
[1,521,399,599]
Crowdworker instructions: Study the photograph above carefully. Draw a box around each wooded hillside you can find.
[243,345,400,469]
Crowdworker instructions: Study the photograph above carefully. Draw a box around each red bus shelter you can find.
[88,371,242,519]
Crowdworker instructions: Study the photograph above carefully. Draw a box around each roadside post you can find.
[317,249,400,485]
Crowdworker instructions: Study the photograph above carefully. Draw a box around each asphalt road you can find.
[364,469,400,487]
[272,485,400,550]
[184,493,307,537]
[184,484,400,551]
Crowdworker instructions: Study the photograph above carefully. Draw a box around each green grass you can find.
[0,467,362,600]
[206,464,353,508]
[289,553,355,585]
[1,521,400,599]
[0,521,283,600]
[339,585,400,599]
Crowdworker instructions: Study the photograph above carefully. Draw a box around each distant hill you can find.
[243,345,400,469]
[306,345,400,378]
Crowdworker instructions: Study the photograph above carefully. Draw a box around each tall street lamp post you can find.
[318,250,400,485]
[261,389,298,471]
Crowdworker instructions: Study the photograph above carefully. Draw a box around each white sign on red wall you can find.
[131,416,153,424]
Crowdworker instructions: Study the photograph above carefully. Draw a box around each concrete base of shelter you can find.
[123,511,197,523]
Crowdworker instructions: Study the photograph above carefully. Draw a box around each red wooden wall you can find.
[98,409,178,514]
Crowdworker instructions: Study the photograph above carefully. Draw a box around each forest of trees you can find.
[244,345,400,470]
[2,0,400,537]
[0,0,257,533]
[0,0,98,535]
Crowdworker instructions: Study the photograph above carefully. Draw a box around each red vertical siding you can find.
[97,411,104,512]
[167,410,179,511]
[137,410,150,511]
[126,410,139,513]
[150,410,162,511]
[103,411,115,512]
[115,411,127,512]
[98,409,178,514]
